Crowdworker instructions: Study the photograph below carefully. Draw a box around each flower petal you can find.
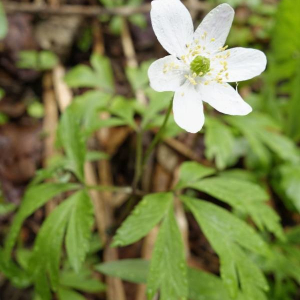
[199,82,252,115]
[148,55,188,92]
[219,47,267,82]
[193,4,234,52]
[173,81,205,133]
[150,0,194,57]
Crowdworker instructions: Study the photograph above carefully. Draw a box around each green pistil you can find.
[190,55,210,76]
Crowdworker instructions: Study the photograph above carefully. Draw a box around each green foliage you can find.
[27,100,44,119]
[183,196,269,299]
[204,117,237,170]
[112,192,173,247]
[0,202,16,215]
[58,104,86,182]
[96,259,244,300]
[271,0,300,79]
[64,54,114,92]
[30,190,94,299]
[190,176,284,239]
[272,164,300,212]
[226,113,299,169]
[66,191,94,272]
[0,0,8,39]
[4,183,79,261]
[176,161,215,189]
[17,51,58,71]
[95,259,148,284]
[147,206,188,300]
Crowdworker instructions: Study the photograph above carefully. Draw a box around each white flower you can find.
[148,0,267,133]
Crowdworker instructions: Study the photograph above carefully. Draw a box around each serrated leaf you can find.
[60,271,106,293]
[112,192,173,247]
[176,161,215,189]
[30,195,76,292]
[59,104,86,181]
[95,258,247,300]
[182,196,269,299]
[226,113,299,167]
[190,177,284,240]
[147,206,188,300]
[4,183,79,260]
[66,190,94,272]
[205,117,237,170]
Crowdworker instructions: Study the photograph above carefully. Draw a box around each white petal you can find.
[150,0,194,57]
[220,48,267,82]
[148,55,188,92]
[199,82,252,115]
[193,4,234,52]
[173,81,205,133]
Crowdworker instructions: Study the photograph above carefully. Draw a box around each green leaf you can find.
[0,202,17,215]
[60,271,106,293]
[271,0,300,79]
[190,177,284,240]
[273,164,300,212]
[109,16,123,35]
[95,259,148,284]
[286,62,300,141]
[66,190,94,272]
[205,117,237,170]
[0,247,31,288]
[4,183,79,260]
[0,0,8,39]
[59,104,86,181]
[30,198,74,297]
[64,54,114,92]
[126,60,153,92]
[176,161,215,189]
[147,206,188,300]
[112,192,173,247]
[140,88,172,128]
[17,51,58,70]
[27,101,44,119]
[110,96,136,129]
[86,151,109,161]
[95,259,246,300]
[57,287,86,300]
[182,196,269,299]
[226,113,299,167]
[64,65,98,88]
[90,53,114,92]
[129,14,147,29]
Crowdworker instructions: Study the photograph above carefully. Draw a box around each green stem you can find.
[143,100,173,165]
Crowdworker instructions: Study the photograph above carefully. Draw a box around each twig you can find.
[3,1,208,16]
[42,72,59,216]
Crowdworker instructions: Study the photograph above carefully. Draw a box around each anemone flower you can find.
[148,0,267,133]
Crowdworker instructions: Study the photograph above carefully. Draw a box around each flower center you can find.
[190,56,210,76]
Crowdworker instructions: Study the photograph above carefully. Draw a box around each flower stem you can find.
[143,99,173,165]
